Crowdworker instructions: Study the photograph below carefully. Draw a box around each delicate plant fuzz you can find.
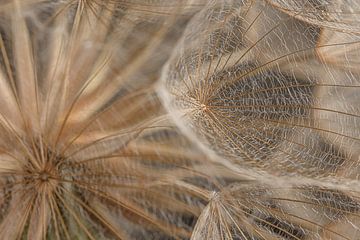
[159,0,360,180]
[158,0,360,238]
[1,0,360,239]
[0,1,207,239]
[192,182,360,240]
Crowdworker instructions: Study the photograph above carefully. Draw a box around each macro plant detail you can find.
[0,0,359,240]
[192,182,360,239]
[159,0,360,180]
[0,1,205,239]
[158,0,360,239]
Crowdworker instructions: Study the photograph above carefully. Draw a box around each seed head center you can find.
[38,171,51,182]
[200,103,208,111]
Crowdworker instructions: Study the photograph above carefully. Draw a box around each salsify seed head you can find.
[1,0,360,240]
[0,1,208,239]
[158,0,360,180]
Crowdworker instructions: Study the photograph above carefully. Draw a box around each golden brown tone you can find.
[0,0,359,239]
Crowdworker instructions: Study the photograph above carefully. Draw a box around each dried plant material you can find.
[158,0,360,180]
[0,1,209,239]
[314,75,360,170]
[1,0,360,239]
[316,29,360,71]
[267,0,360,33]
[192,182,360,240]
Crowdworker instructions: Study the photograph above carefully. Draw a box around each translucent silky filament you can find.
[0,0,359,239]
